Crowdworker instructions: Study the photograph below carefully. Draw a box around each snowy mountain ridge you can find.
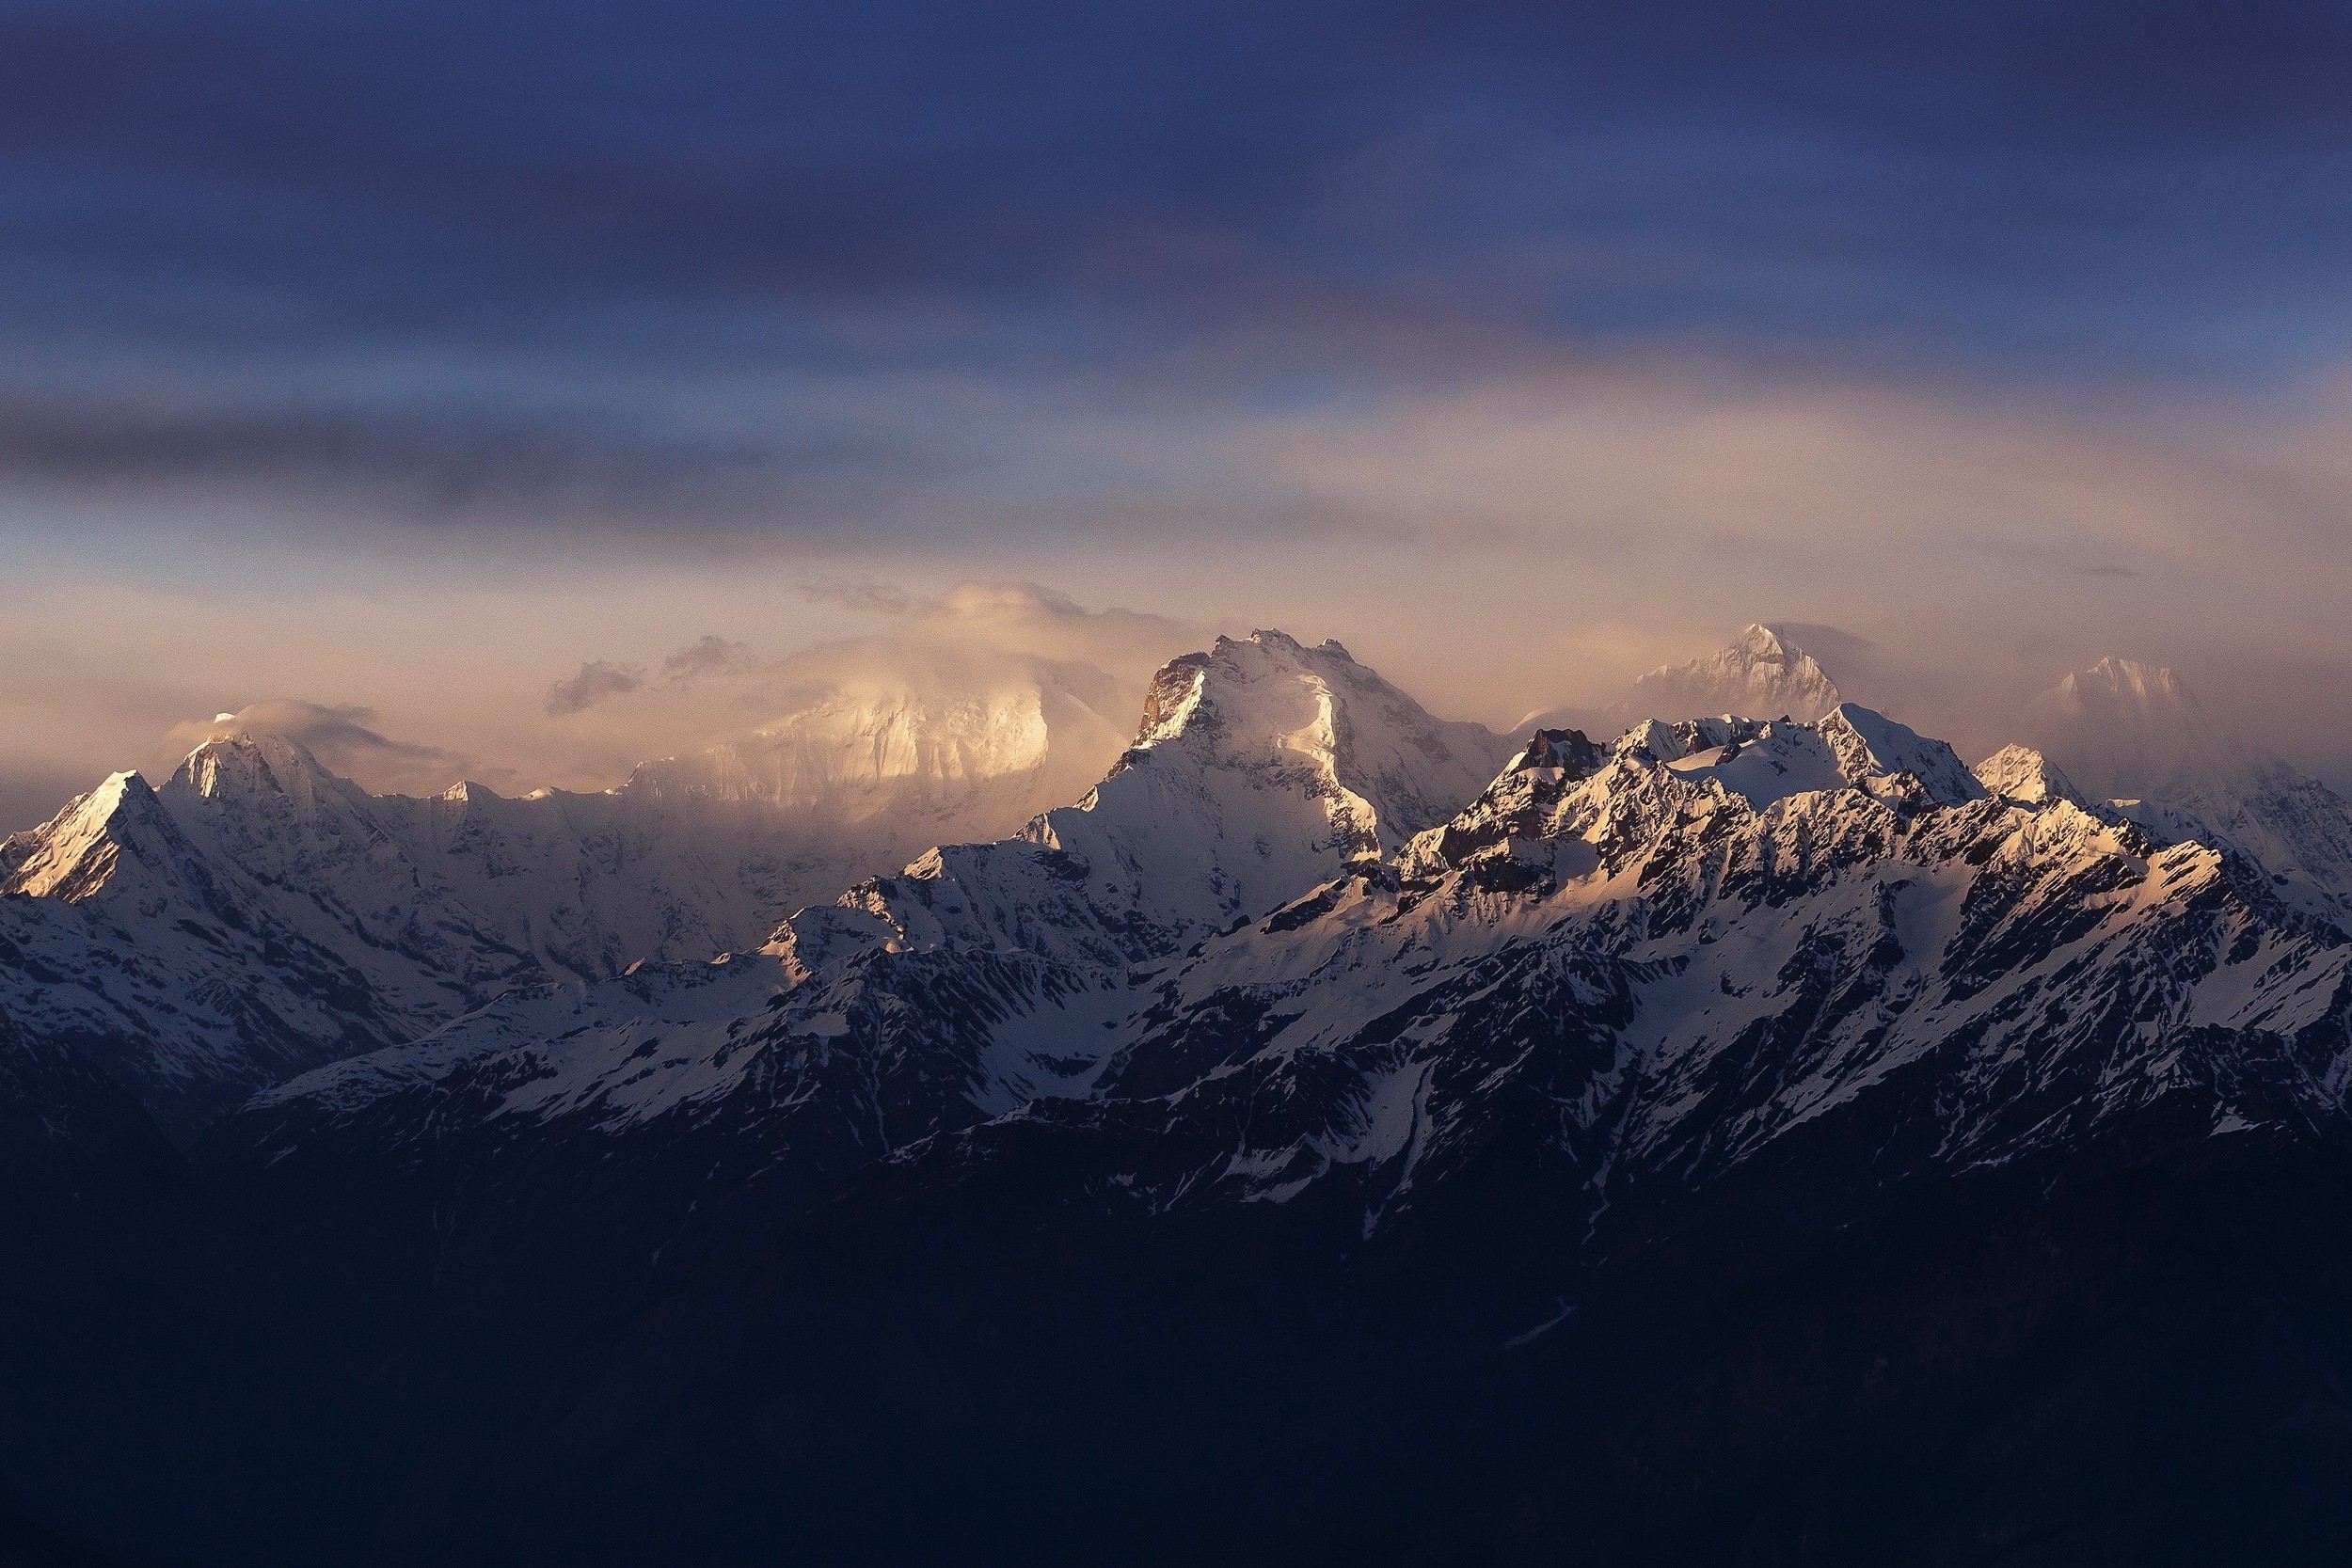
[14,621,2352,1182]
[14,620,2352,1568]
[222,644,2352,1253]
[233,630,1516,1140]
[0,663,1150,1139]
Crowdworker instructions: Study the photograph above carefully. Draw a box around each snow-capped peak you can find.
[169,730,354,816]
[1099,629,1507,850]
[2021,657,2217,801]
[0,770,178,902]
[1023,630,1512,928]
[1973,744,2085,807]
[1624,623,1844,725]
[1820,704,1986,808]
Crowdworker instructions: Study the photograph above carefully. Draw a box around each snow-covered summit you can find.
[1611,704,1981,812]
[174,728,349,812]
[2021,657,2215,801]
[1087,629,1509,860]
[1973,744,2085,807]
[1625,623,1844,726]
[1,770,182,903]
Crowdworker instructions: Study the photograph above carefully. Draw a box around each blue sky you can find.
[5,1,2351,820]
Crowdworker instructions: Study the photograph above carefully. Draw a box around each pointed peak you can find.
[2,768,179,901]
[169,728,340,800]
[93,768,157,805]
[1512,728,1607,775]
[2022,657,2225,800]
[1974,744,2086,807]
[1821,704,1985,808]
[1623,623,1843,725]
[66,769,165,823]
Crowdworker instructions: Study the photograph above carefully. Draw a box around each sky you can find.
[5,0,2351,828]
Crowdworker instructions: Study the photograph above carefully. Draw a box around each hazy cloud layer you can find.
[0,6,2346,825]
[660,636,750,682]
[4,552,2350,836]
[545,634,770,717]
[798,578,914,616]
[545,661,645,718]
[5,2,2350,552]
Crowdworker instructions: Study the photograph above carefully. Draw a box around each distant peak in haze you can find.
[2020,657,2217,800]
[2013,655,2352,909]
[1514,622,1849,738]
[1624,623,1844,725]
[2045,657,2201,721]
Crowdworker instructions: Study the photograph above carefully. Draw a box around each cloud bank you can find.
[0,6,2345,824]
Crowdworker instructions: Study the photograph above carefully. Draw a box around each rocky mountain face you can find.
[9,626,2352,1566]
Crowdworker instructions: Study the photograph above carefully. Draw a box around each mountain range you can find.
[0,646,1145,1141]
[6,624,2352,1566]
